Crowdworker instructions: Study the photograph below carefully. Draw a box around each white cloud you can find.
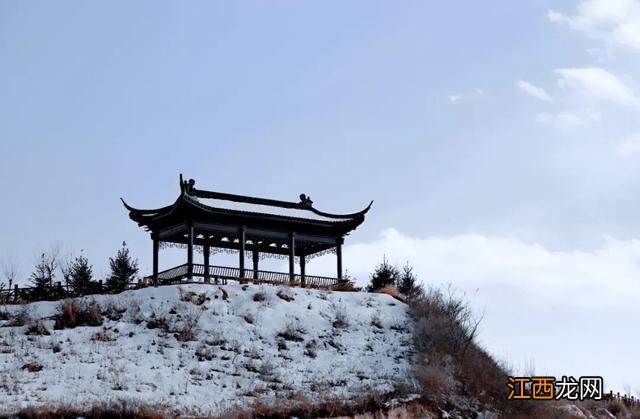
[536,111,584,126]
[517,80,553,102]
[616,132,640,156]
[447,88,483,104]
[549,0,640,49]
[305,228,640,392]
[555,67,639,108]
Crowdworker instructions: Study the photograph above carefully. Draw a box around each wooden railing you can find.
[0,280,135,305]
[0,264,343,305]
[153,263,342,288]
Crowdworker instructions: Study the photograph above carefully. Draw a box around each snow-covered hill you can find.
[0,284,415,416]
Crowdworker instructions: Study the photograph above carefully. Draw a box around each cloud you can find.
[555,67,639,108]
[535,111,584,126]
[549,0,640,49]
[448,88,484,104]
[616,132,640,156]
[305,228,640,392]
[517,80,553,102]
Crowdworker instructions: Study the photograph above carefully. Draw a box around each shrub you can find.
[178,287,208,305]
[92,328,115,342]
[22,362,43,373]
[146,315,168,331]
[304,339,317,358]
[276,289,294,302]
[253,292,266,302]
[331,281,361,292]
[174,308,202,342]
[54,299,103,329]
[411,285,507,407]
[331,302,349,329]
[9,306,32,326]
[25,321,50,336]
[277,320,306,342]
[370,313,383,329]
[102,301,126,321]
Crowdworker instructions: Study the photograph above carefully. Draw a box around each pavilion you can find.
[121,175,372,287]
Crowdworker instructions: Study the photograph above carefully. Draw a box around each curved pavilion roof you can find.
[122,175,372,239]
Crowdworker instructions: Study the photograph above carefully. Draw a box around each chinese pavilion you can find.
[122,175,372,287]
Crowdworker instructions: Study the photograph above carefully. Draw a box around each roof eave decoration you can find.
[122,174,372,228]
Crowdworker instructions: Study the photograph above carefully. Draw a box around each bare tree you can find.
[42,243,62,288]
[1,255,20,290]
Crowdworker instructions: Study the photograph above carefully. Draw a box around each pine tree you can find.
[397,262,423,300]
[69,254,93,295]
[30,253,52,300]
[106,242,138,292]
[367,256,400,292]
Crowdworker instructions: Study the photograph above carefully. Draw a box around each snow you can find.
[0,284,415,415]
[193,196,352,223]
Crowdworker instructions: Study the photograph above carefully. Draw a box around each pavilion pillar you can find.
[152,234,159,287]
[336,237,344,280]
[300,253,306,287]
[252,247,259,279]
[239,226,246,278]
[289,233,296,281]
[187,222,194,280]
[203,239,210,283]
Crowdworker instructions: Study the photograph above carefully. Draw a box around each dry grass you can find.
[330,281,361,292]
[102,301,126,321]
[375,285,405,301]
[174,308,202,342]
[91,328,115,342]
[410,286,506,409]
[252,292,266,302]
[8,306,32,326]
[220,392,391,419]
[178,287,209,305]
[22,362,43,373]
[277,320,306,342]
[54,299,103,329]
[25,321,51,336]
[14,401,173,418]
[276,289,294,302]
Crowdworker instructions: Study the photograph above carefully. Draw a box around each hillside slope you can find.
[0,284,415,416]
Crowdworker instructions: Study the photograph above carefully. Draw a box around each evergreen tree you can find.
[397,262,423,300]
[69,254,93,295]
[30,253,52,300]
[367,256,400,292]
[106,242,138,292]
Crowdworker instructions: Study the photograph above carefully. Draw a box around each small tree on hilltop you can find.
[30,253,52,301]
[107,241,138,292]
[367,256,400,292]
[397,262,423,300]
[69,254,94,295]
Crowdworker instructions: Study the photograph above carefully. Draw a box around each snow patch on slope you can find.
[0,284,414,415]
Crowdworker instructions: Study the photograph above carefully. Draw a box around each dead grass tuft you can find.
[375,285,404,301]
[54,299,102,329]
[25,321,51,336]
[178,287,209,305]
[276,289,294,302]
[252,292,266,302]
[22,362,43,373]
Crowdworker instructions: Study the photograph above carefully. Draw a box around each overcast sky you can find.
[1,1,639,393]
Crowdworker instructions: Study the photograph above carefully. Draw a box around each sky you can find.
[1,0,639,393]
